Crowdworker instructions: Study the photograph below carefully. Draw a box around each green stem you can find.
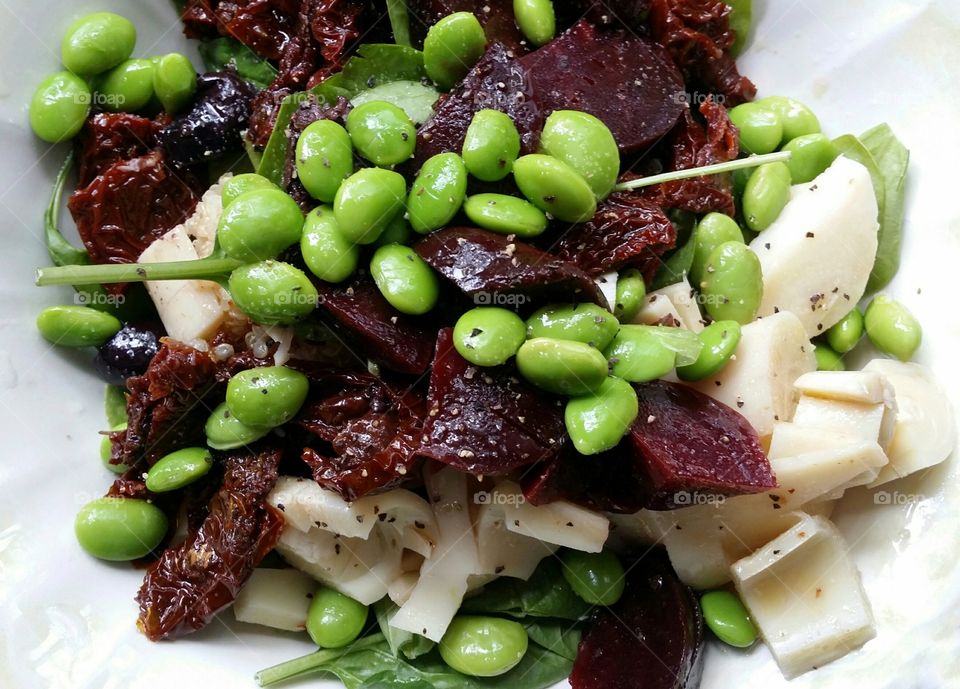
[35,256,243,287]
[613,151,792,192]
[386,0,412,47]
[45,152,90,268]
[255,634,386,687]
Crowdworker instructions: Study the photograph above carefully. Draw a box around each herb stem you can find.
[613,151,792,192]
[255,634,386,687]
[35,256,243,287]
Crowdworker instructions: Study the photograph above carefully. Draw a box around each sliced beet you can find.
[630,380,775,508]
[418,328,566,475]
[520,20,685,154]
[414,227,608,308]
[571,549,703,689]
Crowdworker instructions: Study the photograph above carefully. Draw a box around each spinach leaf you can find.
[386,0,413,47]
[860,124,909,292]
[522,620,582,662]
[198,37,278,90]
[651,221,698,290]
[459,559,590,621]
[45,154,88,268]
[373,599,435,660]
[257,94,305,186]
[725,0,753,55]
[104,385,127,426]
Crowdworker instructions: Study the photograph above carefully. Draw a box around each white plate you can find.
[1,1,958,688]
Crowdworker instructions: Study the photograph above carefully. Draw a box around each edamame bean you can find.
[145,447,214,493]
[228,261,319,325]
[700,590,757,648]
[373,214,413,247]
[75,497,167,561]
[218,188,305,262]
[728,102,782,155]
[782,133,838,183]
[439,616,529,677]
[61,12,136,75]
[423,12,487,90]
[742,161,791,232]
[526,303,619,350]
[513,0,556,47]
[153,53,197,114]
[407,152,468,234]
[205,401,271,450]
[306,586,368,648]
[700,241,763,324]
[565,377,639,455]
[513,154,597,223]
[757,96,821,142]
[98,58,156,113]
[540,110,620,200]
[346,101,416,167]
[604,325,676,382]
[29,72,91,142]
[296,119,354,203]
[463,194,548,237]
[370,244,440,315]
[100,422,130,474]
[37,305,122,347]
[864,294,922,361]
[301,206,359,283]
[677,320,742,381]
[826,308,864,354]
[226,366,309,429]
[561,550,626,605]
[222,173,279,208]
[333,168,407,244]
[453,307,526,366]
[613,269,646,322]
[690,212,744,287]
[814,344,845,371]
[462,109,521,182]
[515,337,609,396]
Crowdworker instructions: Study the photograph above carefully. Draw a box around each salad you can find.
[26,0,956,687]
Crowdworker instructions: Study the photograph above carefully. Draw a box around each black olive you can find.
[94,322,164,385]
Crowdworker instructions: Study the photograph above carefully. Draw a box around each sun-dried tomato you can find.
[75,113,166,187]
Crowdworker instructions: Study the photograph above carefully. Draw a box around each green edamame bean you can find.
[228,260,319,326]
[700,241,763,324]
[515,337,609,396]
[462,109,521,182]
[222,173,278,208]
[700,590,757,648]
[370,244,440,315]
[613,269,646,322]
[782,133,838,183]
[691,212,744,287]
[75,497,167,561]
[145,447,214,493]
[757,96,821,142]
[346,101,416,167]
[296,119,354,203]
[814,344,845,371]
[826,308,864,354]
[218,188,305,262]
[100,422,130,474]
[743,162,791,232]
[29,72,91,142]
[423,12,487,91]
[677,320,742,381]
[561,550,626,605]
[453,307,526,367]
[205,402,271,450]
[540,110,620,200]
[513,0,556,47]
[439,616,529,678]
[333,168,407,244]
[226,366,310,429]
[37,305,121,347]
[373,214,413,247]
[408,153,468,234]
[98,58,156,113]
[864,295,922,361]
[463,194,548,237]
[61,12,136,75]
[526,303,619,350]
[301,206,359,284]
[565,377,639,455]
[153,53,197,114]
[306,586,368,648]
[604,325,676,383]
[513,154,597,223]
[728,102,782,155]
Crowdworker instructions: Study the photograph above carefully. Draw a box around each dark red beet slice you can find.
[520,20,685,154]
[630,380,775,509]
[571,549,703,689]
[414,227,608,308]
[418,329,566,475]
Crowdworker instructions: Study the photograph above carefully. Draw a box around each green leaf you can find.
[386,0,413,47]
[522,620,582,662]
[459,559,590,621]
[374,599,435,660]
[651,223,698,290]
[860,124,909,292]
[725,0,753,55]
[104,385,127,426]
[256,93,306,186]
[45,154,88,268]
[198,37,278,89]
